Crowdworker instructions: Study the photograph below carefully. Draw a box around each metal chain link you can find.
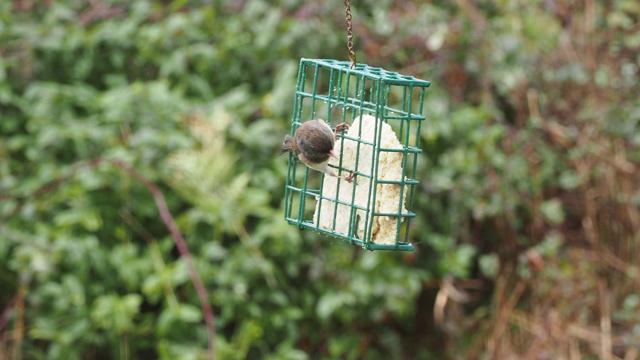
[345,0,356,68]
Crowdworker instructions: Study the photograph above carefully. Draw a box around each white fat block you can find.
[314,114,407,245]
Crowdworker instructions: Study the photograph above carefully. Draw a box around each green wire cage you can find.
[284,58,430,251]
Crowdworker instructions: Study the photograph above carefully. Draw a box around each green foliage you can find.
[1,0,639,359]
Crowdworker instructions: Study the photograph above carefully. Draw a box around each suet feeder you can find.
[284,58,430,251]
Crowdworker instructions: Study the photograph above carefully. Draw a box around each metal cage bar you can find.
[284,58,430,251]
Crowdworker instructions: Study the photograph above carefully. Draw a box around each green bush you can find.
[1,0,639,359]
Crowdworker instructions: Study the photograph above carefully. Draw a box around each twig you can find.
[488,275,526,357]
[598,278,612,360]
[99,159,217,360]
[79,0,125,26]
[0,295,17,335]
[0,158,216,360]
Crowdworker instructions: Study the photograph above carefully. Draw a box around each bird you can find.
[281,119,355,182]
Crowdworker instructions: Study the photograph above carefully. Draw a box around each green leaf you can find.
[479,253,500,279]
[540,198,565,225]
[316,292,356,319]
[91,294,142,333]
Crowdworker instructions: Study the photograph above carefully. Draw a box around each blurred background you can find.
[1,0,639,359]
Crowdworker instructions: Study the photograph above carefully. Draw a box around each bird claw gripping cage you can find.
[284,58,430,251]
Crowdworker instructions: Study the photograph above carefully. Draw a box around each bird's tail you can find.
[280,135,293,155]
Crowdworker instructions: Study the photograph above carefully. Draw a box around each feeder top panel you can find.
[303,58,431,87]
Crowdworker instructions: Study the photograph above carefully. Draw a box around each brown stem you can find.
[0,158,216,360]
[108,159,216,360]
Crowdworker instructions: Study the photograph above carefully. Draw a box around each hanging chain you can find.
[345,0,356,68]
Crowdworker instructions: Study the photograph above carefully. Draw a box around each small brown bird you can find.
[281,119,355,182]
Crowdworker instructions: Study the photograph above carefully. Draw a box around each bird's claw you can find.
[334,123,350,137]
[342,171,356,183]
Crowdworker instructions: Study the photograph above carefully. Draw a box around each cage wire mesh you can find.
[284,58,430,251]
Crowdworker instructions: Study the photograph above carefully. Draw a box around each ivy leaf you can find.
[540,198,565,225]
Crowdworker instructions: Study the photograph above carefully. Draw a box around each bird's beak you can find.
[329,150,338,159]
